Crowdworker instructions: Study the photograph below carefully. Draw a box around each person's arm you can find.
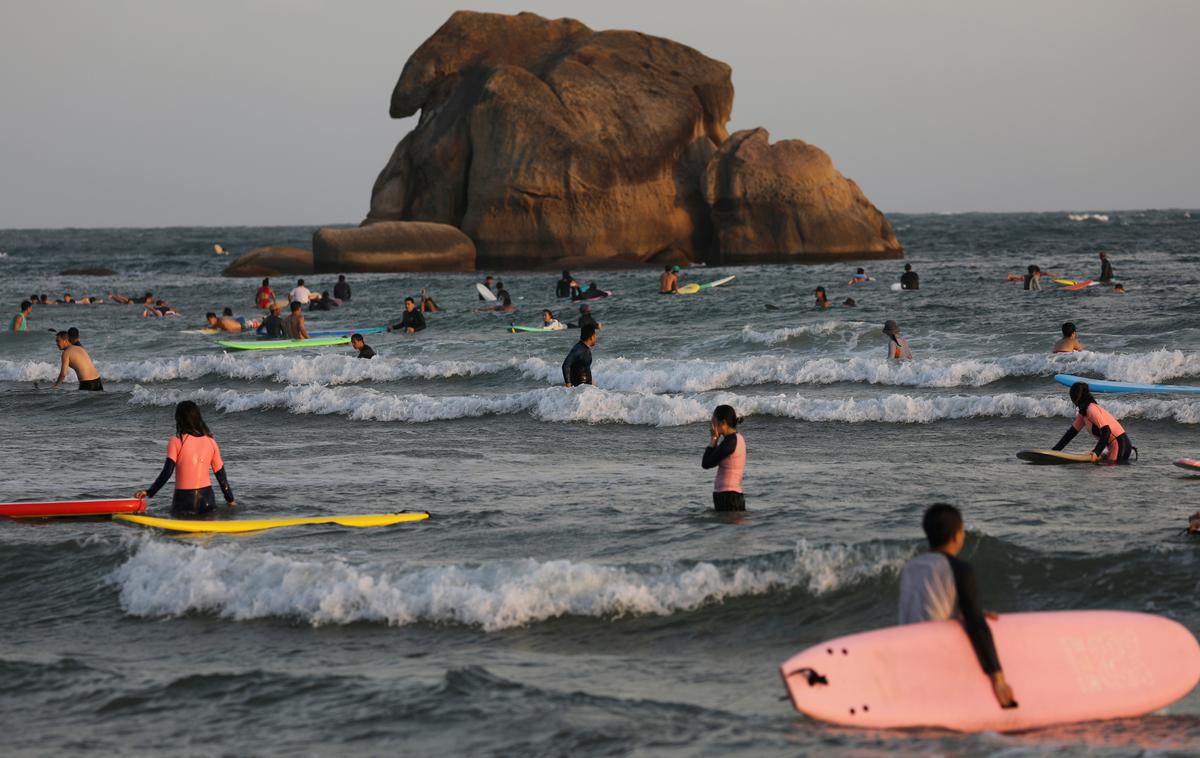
[213,468,235,504]
[948,557,1016,707]
[53,351,70,387]
[1091,425,1112,458]
[1052,416,1083,450]
[137,458,176,499]
[702,434,737,469]
[562,347,574,386]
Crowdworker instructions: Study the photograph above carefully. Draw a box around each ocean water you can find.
[2,210,1199,756]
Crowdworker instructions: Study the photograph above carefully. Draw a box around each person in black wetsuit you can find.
[900,263,920,290]
[567,304,601,331]
[259,304,286,338]
[562,323,597,387]
[334,275,351,301]
[389,297,426,333]
[350,333,375,359]
[1098,252,1114,283]
[556,271,574,299]
[898,504,1017,709]
[309,291,337,311]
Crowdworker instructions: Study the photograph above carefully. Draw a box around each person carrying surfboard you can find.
[899,504,1017,709]
[701,405,746,512]
[1051,381,1135,464]
[562,323,597,387]
[10,300,32,331]
[1052,322,1084,353]
[134,400,236,515]
[883,320,913,360]
[478,275,495,300]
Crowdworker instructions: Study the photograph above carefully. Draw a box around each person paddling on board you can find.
[572,282,609,301]
[283,301,309,340]
[701,404,746,512]
[1052,322,1084,353]
[52,330,102,390]
[883,320,914,360]
[814,287,831,309]
[134,400,236,515]
[1098,251,1114,284]
[389,297,427,333]
[562,323,597,387]
[10,300,32,331]
[255,278,276,310]
[540,309,565,330]
[350,333,375,359]
[659,265,679,294]
[1052,381,1135,464]
[900,263,920,290]
[899,504,1017,709]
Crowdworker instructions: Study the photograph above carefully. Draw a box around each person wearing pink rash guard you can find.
[701,404,746,511]
[135,401,237,515]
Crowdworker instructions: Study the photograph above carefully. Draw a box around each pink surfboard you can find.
[1061,279,1098,292]
[780,611,1200,732]
[1173,458,1200,472]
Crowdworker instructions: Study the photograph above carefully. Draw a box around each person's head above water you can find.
[289,302,301,313]
[222,307,233,317]
[580,323,598,344]
[296,278,305,286]
[174,400,213,439]
[542,309,554,320]
[54,330,69,349]
[843,298,856,307]
[261,278,270,287]
[270,303,281,315]
[883,319,900,336]
[711,404,741,434]
[338,275,346,282]
[67,327,79,343]
[484,276,494,284]
[350,333,364,347]
[814,286,827,296]
[205,312,218,323]
[561,270,571,279]
[404,297,415,311]
[664,264,673,272]
[20,300,31,313]
[1069,381,1096,413]
[922,503,964,552]
[1061,322,1076,337]
[904,263,912,272]
[1099,251,1108,260]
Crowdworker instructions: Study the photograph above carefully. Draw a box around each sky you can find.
[0,0,1196,228]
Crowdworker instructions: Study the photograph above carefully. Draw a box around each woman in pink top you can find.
[701,405,746,511]
[1051,381,1135,464]
[135,401,237,514]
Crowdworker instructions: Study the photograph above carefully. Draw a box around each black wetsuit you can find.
[260,314,286,338]
[357,344,376,359]
[334,281,351,301]
[145,461,234,516]
[945,555,1002,676]
[309,298,334,312]
[568,313,598,330]
[900,271,920,290]
[562,341,593,386]
[556,278,573,298]
[1099,259,1114,283]
[392,310,426,333]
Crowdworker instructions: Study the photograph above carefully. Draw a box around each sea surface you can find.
[2,210,1199,756]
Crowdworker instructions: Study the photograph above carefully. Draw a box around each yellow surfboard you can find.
[114,511,430,533]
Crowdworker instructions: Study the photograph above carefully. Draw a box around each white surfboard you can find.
[475,283,497,301]
[890,282,902,292]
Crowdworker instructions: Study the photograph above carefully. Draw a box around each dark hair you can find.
[485,275,494,281]
[297,278,305,285]
[174,400,213,439]
[856,268,865,274]
[290,302,301,312]
[222,307,233,317]
[665,264,672,272]
[20,300,31,311]
[1069,381,1095,413]
[922,503,963,549]
[1062,322,1076,337]
[338,275,346,281]
[904,263,912,271]
[712,404,741,429]
[1028,264,1036,274]
[814,286,827,297]
[580,323,598,341]
[405,297,415,305]
[262,278,269,286]
[350,333,363,343]
[542,309,554,319]
[205,312,217,320]
[561,270,570,278]
[55,330,68,339]
[843,298,856,307]
[67,327,79,340]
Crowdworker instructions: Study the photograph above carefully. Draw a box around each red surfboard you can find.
[0,498,146,518]
[1060,279,1098,292]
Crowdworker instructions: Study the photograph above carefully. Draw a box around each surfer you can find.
[309,291,338,311]
[660,265,679,294]
[350,333,375,359]
[883,320,914,360]
[258,303,286,338]
[255,278,276,309]
[389,297,427,333]
[10,300,32,331]
[572,282,609,301]
[1052,381,1135,464]
[1052,322,1083,353]
[567,303,601,331]
[900,263,920,290]
[1023,265,1042,290]
[143,299,177,318]
[478,289,515,313]
[334,274,352,301]
[478,275,495,300]
[289,278,312,305]
[1098,252,1114,283]
[52,331,103,390]
[540,309,565,330]
[848,268,871,285]
[701,404,746,512]
[562,323,597,387]
[556,271,575,298]
[283,301,309,339]
[134,400,236,515]
[842,298,857,307]
[814,287,831,309]
[899,504,1017,708]
[419,288,440,313]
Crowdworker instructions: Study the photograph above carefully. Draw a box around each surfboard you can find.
[509,325,566,333]
[1054,374,1200,394]
[780,610,1200,732]
[1,498,146,519]
[217,337,351,351]
[114,511,430,534]
[1016,449,1094,465]
[1060,280,1097,291]
[476,283,497,301]
[1052,279,1078,286]
[1174,458,1200,472]
[890,282,902,292]
[677,276,735,295]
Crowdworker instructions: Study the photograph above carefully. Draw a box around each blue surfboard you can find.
[1055,373,1200,394]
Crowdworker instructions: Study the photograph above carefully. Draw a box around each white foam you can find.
[739,321,866,346]
[112,538,910,631]
[1067,213,1110,222]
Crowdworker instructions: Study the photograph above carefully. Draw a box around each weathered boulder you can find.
[702,129,902,262]
[313,222,475,273]
[222,246,314,277]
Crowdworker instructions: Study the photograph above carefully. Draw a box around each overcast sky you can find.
[1,0,1196,228]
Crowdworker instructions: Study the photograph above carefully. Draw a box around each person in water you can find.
[573,282,609,301]
[562,323,597,387]
[52,331,103,390]
[848,268,871,285]
[1052,322,1084,353]
[883,320,914,360]
[814,286,831,309]
[1112,283,1126,294]
[1023,264,1042,291]
[1098,252,1114,283]
[540,309,565,330]
[479,275,495,300]
[900,263,920,290]
[1052,381,1135,464]
[419,288,439,313]
[289,278,312,305]
[390,297,427,333]
[206,309,246,333]
[255,278,275,310]
[67,327,82,345]
[333,274,352,301]
[350,333,375,359]
[10,300,32,331]
[701,404,746,512]
[567,303,601,331]
[842,297,857,307]
[556,270,575,299]
[479,289,515,313]
[258,303,286,338]
[143,299,177,318]
[899,504,1017,708]
[283,301,309,339]
[309,291,338,311]
[659,265,679,294]
[134,400,236,515]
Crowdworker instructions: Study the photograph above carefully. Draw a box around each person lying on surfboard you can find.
[899,504,1017,709]
[813,287,831,309]
[848,268,872,285]
[540,309,565,330]
[883,320,913,360]
[1052,322,1084,353]
[1052,381,1135,464]
[572,282,610,301]
[134,400,236,515]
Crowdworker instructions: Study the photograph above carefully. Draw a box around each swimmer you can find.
[1098,252,1114,283]
[556,270,574,299]
[659,265,679,294]
[255,278,276,310]
[848,267,872,285]
[258,303,286,338]
[350,333,375,359]
[814,286,831,309]
[701,404,746,512]
[899,504,1017,708]
[333,274,352,302]
[419,288,439,313]
[540,309,565,330]
[883,320,914,360]
[900,263,920,290]
[39,294,51,305]
[309,291,338,311]
[134,400,236,515]
[283,301,309,339]
[76,296,103,304]
[289,278,312,305]
[1023,265,1042,291]
[143,300,177,318]
[567,303,602,331]
[1112,283,1126,294]
[572,282,609,301]
[51,331,102,391]
[842,297,857,307]
[479,275,496,300]
[1052,381,1135,464]
[10,300,32,331]
[477,289,515,313]
[1052,322,1083,353]
[389,297,427,333]
[562,323,597,387]
[67,327,81,346]
[58,294,75,304]
[107,292,134,305]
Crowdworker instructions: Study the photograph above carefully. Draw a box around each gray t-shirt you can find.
[898,552,958,624]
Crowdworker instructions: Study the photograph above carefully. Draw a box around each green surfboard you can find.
[216,336,351,351]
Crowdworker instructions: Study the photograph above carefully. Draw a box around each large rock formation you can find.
[364,10,899,268]
[222,246,313,277]
[313,222,475,273]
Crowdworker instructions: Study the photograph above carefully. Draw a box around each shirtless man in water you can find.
[52,331,103,390]
[1053,322,1084,353]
